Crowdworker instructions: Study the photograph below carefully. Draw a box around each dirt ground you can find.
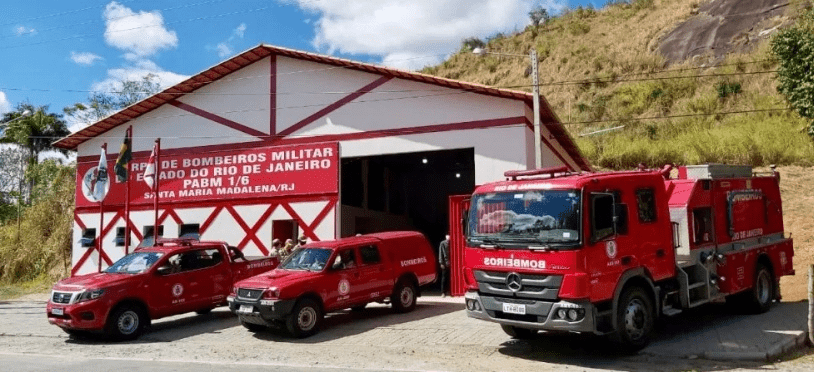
[775,166,814,302]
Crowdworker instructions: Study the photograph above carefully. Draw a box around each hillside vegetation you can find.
[423,0,814,169]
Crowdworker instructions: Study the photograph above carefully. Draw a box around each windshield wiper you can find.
[480,237,504,248]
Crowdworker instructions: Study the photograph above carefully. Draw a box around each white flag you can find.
[91,147,109,201]
[143,143,156,190]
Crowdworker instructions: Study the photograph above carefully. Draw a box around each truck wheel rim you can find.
[400,286,414,308]
[117,310,139,335]
[757,270,771,304]
[623,298,647,340]
[297,307,317,331]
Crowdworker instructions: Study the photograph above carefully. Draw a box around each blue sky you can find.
[0,0,602,132]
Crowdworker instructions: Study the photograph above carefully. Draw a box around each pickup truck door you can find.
[357,244,390,300]
[326,248,367,308]
[147,252,196,317]
[188,248,231,307]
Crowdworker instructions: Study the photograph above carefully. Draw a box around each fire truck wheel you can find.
[747,263,774,313]
[105,305,145,341]
[611,286,654,352]
[391,279,417,313]
[241,320,267,333]
[501,325,538,339]
[286,298,322,338]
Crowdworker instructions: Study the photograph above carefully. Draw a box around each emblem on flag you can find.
[81,146,110,202]
[143,143,157,190]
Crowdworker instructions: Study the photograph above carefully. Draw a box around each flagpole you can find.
[124,126,132,254]
[153,138,160,246]
[99,143,107,273]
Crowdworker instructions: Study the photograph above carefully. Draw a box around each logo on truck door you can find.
[172,283,184,297]
[605,241,618,259]
[338,279,350,296]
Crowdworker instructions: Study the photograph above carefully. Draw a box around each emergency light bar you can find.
[504,166,570,180]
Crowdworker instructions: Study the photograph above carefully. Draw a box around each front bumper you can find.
[227,295,297,327]
[46,300,108,331]
[464,290,598,334]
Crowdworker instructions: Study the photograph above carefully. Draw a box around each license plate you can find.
[238,305,253,314]
[52,308,64,316]
[502,303,526,315]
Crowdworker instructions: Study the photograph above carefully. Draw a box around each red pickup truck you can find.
[47,238,278,340]
[228,231,437,337]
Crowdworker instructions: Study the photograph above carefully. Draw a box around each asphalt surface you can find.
[0,294,810,371]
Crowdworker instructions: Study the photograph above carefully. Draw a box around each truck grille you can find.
[51,291,73,304]
[237,288,263,300]
[475,270,562,300]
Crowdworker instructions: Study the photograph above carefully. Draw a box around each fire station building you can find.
[55,44,589,276]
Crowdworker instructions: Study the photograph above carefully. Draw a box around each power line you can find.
[0,0,228,41]
[0,68,781,97]
[19,106,793,141]
[0,5,270,50]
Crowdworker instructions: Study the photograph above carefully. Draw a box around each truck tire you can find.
[351,303,367,312]
[286,298,322,338]
[746,263,774,314]
[501,324,537,339]
[195,307,214,315]
[610,286,654,352]
[105,305,145,341]
[241,320,267,333]
[391,279,417,313]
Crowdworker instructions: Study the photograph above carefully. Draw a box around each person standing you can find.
[438,234,450,297]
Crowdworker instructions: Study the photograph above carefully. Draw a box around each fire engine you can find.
[461,164,794,350]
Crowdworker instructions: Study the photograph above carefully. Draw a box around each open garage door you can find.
[340,148,475,251]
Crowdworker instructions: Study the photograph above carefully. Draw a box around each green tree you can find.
[529,6,550,26]
[1,104,71,204]
[771,8,814,138]
[64,74,162,127]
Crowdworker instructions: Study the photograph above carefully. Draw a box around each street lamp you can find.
[0,109,33,243]
[472,48,543,169]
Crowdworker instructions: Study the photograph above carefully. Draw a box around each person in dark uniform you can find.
[438,234,450,297]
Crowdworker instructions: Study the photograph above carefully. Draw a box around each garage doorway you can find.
[340,148,475,248]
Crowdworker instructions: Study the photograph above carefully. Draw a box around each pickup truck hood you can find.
[52,272,138,291]
[235,269,319,289]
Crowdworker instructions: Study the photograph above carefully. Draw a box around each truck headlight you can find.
[75,289,105,303]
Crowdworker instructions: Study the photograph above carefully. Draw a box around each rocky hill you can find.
[423,0,814,169]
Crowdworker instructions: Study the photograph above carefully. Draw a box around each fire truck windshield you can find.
[467,189,581,249]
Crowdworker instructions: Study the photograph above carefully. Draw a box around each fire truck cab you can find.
[462,164,794,350]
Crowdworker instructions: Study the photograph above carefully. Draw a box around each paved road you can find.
[0,295,812,371]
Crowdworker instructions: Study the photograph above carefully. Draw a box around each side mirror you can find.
[461,209,469,235]
[156,265,172,275]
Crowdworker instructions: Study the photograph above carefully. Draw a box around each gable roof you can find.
[54,43,589,171]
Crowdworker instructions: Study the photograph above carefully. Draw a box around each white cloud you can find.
[216,43,233,58]
[103,1,178,57]
[14,26,36,36]
[234,23,247,38]
[290,0,566,70]
[70,51,103,66]
[91,59,189,94]
[0,91,11,114]
[211,23,247,58]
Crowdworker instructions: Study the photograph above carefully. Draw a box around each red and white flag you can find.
[143,143,157,190]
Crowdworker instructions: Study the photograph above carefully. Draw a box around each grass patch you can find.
[0,275,52,301]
